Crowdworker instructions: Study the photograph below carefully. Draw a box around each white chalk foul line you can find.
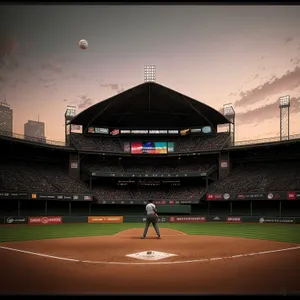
[0,245,299,266]
[0,246,79,262]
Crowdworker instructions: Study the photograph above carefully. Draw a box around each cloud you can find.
[41,62,63,73]
[284,36,294,44]
[76,95,93,110]
[40,56,73,74]
[234,66,300,108]
[62,73,85,81]
[100,82,124,94]
[43,83,57,91]
[0,34,20,80]
[39,77,55,84]
[237,96,300,125]
[0,35,19,61]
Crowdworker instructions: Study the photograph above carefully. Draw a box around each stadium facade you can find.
[1,82,300,222]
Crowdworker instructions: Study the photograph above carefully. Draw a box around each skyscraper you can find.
[0,102,13,135]
[24,120,46,143]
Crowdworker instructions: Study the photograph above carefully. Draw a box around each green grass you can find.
[0,223,299,244]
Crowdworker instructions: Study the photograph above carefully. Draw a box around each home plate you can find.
[126,251,178,261]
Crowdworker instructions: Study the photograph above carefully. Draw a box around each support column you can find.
[18,200,21,217]
[45,200,48,216]
[89,202,92,216]
[279,201,282,217]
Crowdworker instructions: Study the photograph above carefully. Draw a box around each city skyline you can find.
[1,5,300,142]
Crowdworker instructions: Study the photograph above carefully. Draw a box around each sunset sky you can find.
[1,5,300,142]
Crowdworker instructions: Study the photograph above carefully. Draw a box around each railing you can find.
[0,130,66,147]
[1,129,300,150]
[229,134,300,147]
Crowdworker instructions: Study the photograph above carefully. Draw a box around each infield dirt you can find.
[0,228,299,294]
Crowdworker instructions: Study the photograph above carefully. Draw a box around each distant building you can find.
[0,102,13,134]
[24,120,46,143]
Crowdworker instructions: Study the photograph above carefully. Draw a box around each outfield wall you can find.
[1,215,300,225]
[1,200,300,217]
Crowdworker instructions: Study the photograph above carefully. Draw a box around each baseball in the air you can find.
[78,39,88,50]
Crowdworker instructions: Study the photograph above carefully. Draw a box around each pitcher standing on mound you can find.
[142,199,161,239]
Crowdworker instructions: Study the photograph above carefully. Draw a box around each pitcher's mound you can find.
[115,228,186,238]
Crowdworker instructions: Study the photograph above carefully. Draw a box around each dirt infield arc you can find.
[0,228,300,294]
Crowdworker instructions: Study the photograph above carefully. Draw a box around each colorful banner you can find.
[206,193,232,200]
[88,216,124,223]
[286,192,300,200]
[87,127,211,136]
[169,216,206,223]
[28,216,62,225]
[226,217,242,223]
[4,216,28,224]
[30,193,93,201]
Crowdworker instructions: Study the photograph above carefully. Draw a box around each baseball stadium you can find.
[0,82,300,294]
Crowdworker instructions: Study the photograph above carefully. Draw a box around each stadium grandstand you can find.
[0,82,300,218]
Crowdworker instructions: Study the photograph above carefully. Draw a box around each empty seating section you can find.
[209,161,300,193]
[0,160,205,200]
[0,161,89,193]
[83,160,214,173]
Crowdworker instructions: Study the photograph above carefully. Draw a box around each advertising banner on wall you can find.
[258,217,295,224]
[220,161,228,169]
[226,217,242,223]
[235,192,285,200]
[4,216,28,224]
[90,171,206,178]
[206,193,232,201]
[206,216,227,222]
[169,216,206,223]
[30,193,93,201]
[88,216,124,223]
[96,199,201,205]
[142,216,168,223]
[28,216,62,225]
[87,127,212,136]
[206,191,300,201]
[0,192,29,200]
[286,192,300,200]
[0,191,93,201]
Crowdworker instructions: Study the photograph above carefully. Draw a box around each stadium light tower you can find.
[64,105,77,146]
[223,103,235,145]
[144,65,156,82]
[279,95,290,141]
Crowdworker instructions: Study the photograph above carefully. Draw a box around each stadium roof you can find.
[70,82,230,128]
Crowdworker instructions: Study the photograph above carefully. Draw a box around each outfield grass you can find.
[0,223,299,244]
